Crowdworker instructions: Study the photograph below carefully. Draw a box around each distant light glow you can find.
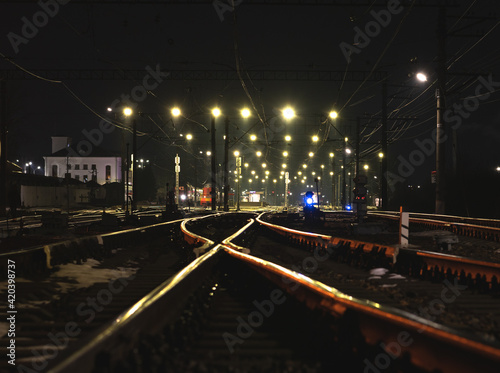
[250,134,257,141]
[312,135,319,142]
[123,107,133,116]
[378,152,384,158]
[171,107,181,117]
[234,151,240,157]
[241,108,251,118]
[329,111,338,119]
[416,72,428,82]
[282,107,295,120]
[186,134,193,140]
[346,148,352,154]
[309,152,314,157]
[329,152,334,158]
[283,151,288,157]
[212,107,221,117]
[256,151,262,157]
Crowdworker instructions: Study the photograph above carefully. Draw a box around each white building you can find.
[44,137,122,185]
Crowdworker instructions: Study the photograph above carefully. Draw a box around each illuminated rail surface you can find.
[9,212,492,373]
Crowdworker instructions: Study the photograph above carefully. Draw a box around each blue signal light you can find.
[345,204,352,210]
[306,197,314,205]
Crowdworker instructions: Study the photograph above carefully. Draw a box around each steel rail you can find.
[256,212,397,260]
[47,211,500,373]
[370,211,500,240]
[221,245,500,373]
[256,212,500,288]
[0,218,185,275]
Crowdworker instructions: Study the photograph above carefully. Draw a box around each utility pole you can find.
[355,116,360,176]
[381,80,388,210]
[125,143,129,217]
[236,156,241,211]
[210,115,217,211]
[436,6,447,214]
[132,119,137,213]
[342,138,347,210]
[284,171,289,209]
[223,116,229,211]
[330,152,335,208]
[175,154,180,205]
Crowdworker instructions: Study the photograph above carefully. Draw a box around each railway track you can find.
[11,211,495,373]
[368,210,500,242]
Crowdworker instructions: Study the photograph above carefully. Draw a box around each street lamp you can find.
[329,110,338,119]
[234,150,241,211]
[171,107,181,117]
[330,152,336,208]
[282,106,295,120]
[123,107,136,215]
[416,72,428,82]
[241,108,251,118]
[416,71,446,213]
[210,107,221,210]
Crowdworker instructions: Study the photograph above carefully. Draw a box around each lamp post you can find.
[378,152,384,209]
[329,152,335,208]
[342,137,348,210]
[284,171,289,209]
[123,107,137,214]
[223,116,230,211]
[126,143,130,217]
[234,151,241,211]
[210,107,220,211]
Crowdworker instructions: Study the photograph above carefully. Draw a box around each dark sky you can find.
[1,0,499,195]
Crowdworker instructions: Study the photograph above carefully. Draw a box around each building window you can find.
[83,164,88,170]
[52,165,57,177]
[75,165,80,170]
[83,175,88,183]
[75,175,80,181]
[91,164,96,170]
[67,164,72,170]
[106,165,111,181]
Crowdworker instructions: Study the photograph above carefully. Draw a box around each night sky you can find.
[1,0,499,212]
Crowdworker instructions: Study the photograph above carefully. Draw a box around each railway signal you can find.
[353,174,367,221]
